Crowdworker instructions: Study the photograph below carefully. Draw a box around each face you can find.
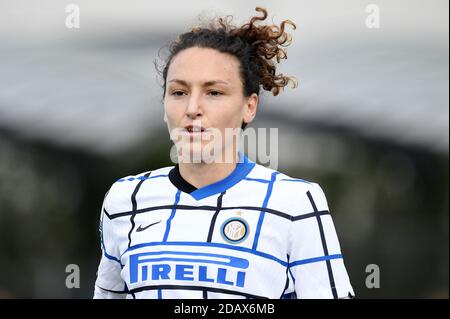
[164,47,258,163]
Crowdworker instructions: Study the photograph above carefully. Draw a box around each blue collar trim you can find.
[188,153,256,200]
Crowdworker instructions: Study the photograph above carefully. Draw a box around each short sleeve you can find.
[93,191,127,299]
[287,183,355,299]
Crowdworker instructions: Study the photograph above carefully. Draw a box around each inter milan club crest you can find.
[221,217,249,244]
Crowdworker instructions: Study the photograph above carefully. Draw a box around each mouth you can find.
[184,124,206,133]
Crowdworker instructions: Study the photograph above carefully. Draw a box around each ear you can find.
[242,93,259,125]
[163,112,168,124]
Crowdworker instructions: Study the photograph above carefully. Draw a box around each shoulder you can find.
[103,166,174,215]
[250,162,330,217]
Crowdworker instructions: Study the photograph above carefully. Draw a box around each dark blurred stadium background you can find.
[0,0,448,298]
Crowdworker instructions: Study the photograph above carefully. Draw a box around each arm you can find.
[93,192,127,299]
[287,183,355,299]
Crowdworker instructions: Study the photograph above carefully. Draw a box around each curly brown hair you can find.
[156,7,297,98]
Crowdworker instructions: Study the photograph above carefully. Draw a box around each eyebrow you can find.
[167,79,230,86]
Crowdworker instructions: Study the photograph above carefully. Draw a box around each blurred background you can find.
[0,0,448,298]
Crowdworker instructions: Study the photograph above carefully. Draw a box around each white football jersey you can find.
[94,154,355,299]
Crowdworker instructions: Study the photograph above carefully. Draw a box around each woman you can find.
[94,7,354,299]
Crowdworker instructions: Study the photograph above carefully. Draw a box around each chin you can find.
[177,142,205,164]
[177,142,224,164]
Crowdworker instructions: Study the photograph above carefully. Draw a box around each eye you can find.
[208,90,223,97]
[171,91,186,97]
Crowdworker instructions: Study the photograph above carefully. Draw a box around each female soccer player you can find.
[94,7,354,299]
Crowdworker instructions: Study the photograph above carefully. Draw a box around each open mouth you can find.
[184,125,205,133]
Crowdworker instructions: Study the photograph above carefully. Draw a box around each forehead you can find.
[167,47,241,84]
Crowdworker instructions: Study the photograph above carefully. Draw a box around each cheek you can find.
[164,111,176,132]
[164,102,181,126]
[217,101,245,127]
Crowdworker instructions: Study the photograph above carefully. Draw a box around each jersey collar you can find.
[168,153,256,201]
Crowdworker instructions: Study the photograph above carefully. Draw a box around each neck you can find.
[178,151,240,189]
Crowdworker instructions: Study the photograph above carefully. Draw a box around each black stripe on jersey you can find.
[292,210,331,221]
[96,284,128,294]
[203,191,226,299]
[206,192,226,242]
[306,190,338,299]
[127,172,152,299]
[106,204,329,222]
[127,171,152,249]
[129,285,268,299]
[279,255,291,298]
[106,205,290,220]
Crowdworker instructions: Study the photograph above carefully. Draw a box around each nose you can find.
[185,92,203,119]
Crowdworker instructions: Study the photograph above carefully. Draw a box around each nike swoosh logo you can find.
[136,220,162,232]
